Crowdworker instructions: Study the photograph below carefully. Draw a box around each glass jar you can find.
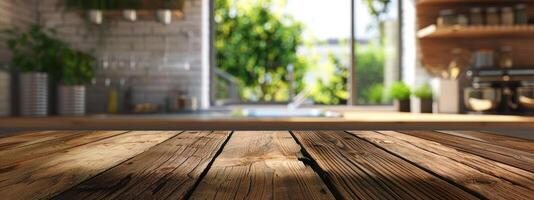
[457,14,468,26]
[437,9,456,27]
[501,7,515,25]
[469,7,484,26]
[473,49,495,68]
[515,4,528,25]
[486,7,500,26]
[498,46,513,68]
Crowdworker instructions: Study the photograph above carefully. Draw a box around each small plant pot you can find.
[88,9,103,25]
[156,9,172,25]
[19,72,48,116]
[57,85,86,116]
[420,99,433,113]
[122,9,137,22]
[395,99,411,113]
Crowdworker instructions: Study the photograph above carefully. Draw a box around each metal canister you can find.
[20,72,48,116]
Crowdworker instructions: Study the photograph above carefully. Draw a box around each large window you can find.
[212,0,401,106]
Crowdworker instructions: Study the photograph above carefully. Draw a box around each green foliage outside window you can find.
[215,0,304,102]
[216,0,390,105]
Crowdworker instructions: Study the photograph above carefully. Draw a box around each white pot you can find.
[123,9,137,22]
[0,71,10,116]
[156,9,172,25]
[88,9,103,25]
[19,72,48,116]
[58,85,86,116]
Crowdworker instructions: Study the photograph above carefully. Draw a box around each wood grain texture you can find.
[438,130,534,152]
[292,131,477,200]
[402,131,534,173]
[190,131,334,200]
[0,131,127,167]
[350,131,534,199]
[55,131,232,200]
[0,131,78,151]
[0,131,177,200]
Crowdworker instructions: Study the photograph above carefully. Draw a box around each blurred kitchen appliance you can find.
[465,67,534,115]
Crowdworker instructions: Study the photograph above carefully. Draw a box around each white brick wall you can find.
[0,0,36,116]
[0,0,36,62]
[37,0,207,113]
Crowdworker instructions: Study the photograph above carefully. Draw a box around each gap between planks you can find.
[291,131,478,200]
[349,131,534,200]
[55,131,233,200]
[400,130,534,173]
[189,131,335,200]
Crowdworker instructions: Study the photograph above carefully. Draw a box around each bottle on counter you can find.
[107,79,118,114]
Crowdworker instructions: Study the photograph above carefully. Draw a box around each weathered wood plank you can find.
[350,131,534,200]
[292,131,477,200]
[55,131,232,200]
[0,131,127,167]
[0,131,177,200]
[438,130,534,153]
[190,131,334,200]
[0,131,79,151]
[402,131,534,173]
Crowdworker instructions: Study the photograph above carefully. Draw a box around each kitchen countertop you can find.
[2,111,534,132]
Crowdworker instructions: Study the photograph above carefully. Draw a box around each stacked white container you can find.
[0,71,10,116]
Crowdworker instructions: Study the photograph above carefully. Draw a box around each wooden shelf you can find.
[102,10,184,20]
[418,25,534,39]
[417,0,531,6]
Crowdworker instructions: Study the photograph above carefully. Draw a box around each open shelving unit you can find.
[416,0,534,71]
[416,0,534,114]
[417,25,534,39]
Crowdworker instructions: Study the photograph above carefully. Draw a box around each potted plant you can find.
[157,0,174,25]
[57,48,95,116]
[66,0,110,24]
[414,84,433,113]
[4,25,64,116]
[390,81,411,112]
[119,0,142,22]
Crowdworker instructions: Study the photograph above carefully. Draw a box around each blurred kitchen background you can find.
[1,0,534,117]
